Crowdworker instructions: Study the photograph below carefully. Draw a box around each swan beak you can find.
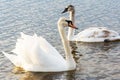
[69,23,78,29]
[62,8,68,13]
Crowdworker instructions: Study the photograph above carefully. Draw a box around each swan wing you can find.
[24,42,67,71]
[2,52,22,67]
[28,34,65,64]
[10,33,67,71]
[37,36,64,59]
[13,32,63,59]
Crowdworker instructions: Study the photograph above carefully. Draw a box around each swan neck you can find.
[58,24,75,67]
[68,11,75,40]
[69,11,75,23]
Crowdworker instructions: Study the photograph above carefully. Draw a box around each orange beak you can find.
[68,23,78,29]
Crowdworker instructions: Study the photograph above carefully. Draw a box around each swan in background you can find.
[62,5,120,42]
[2,17,78,72]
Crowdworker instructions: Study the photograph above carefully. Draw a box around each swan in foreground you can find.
[2,17,78,72]
[62,5,120,42]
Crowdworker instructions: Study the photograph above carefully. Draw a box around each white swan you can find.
[2,17,78,72]
[62,5,120,42]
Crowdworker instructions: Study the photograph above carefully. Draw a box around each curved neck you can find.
[68,10,75,40]
[58,24,75,68]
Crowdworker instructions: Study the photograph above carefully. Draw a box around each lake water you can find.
[0,0,120,80]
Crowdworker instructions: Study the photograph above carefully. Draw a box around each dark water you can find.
[0,0,120,80]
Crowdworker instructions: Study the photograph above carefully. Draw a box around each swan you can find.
[2,17,78,72]
[62,5,120,42]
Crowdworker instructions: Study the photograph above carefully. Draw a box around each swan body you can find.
[3,17,77,72]
[62,5,120,42]
[71,27,120,42]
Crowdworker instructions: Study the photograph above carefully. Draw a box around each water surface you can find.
[0,0,120,80]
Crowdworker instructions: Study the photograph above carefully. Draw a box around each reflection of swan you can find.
[2,17,77,72]
[20,72,61,80]
[20,71,75,80]
[62,5,120,42]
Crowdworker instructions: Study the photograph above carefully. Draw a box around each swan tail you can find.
[2,52,21,66]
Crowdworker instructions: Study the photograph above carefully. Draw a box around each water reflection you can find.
[70,41,80,63]
[20,71,76,80]
[76,41,120,54]
[74,41,120,80]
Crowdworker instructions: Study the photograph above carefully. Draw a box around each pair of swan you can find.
[3,17,77,72]
[62,5,120,42]
[3,5,120,72]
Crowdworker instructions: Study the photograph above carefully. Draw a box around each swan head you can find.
[62,5,74,13]
[58,17,78,29]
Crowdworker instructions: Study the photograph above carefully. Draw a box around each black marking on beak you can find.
[65,20,72,23]
[65,20,78,30]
